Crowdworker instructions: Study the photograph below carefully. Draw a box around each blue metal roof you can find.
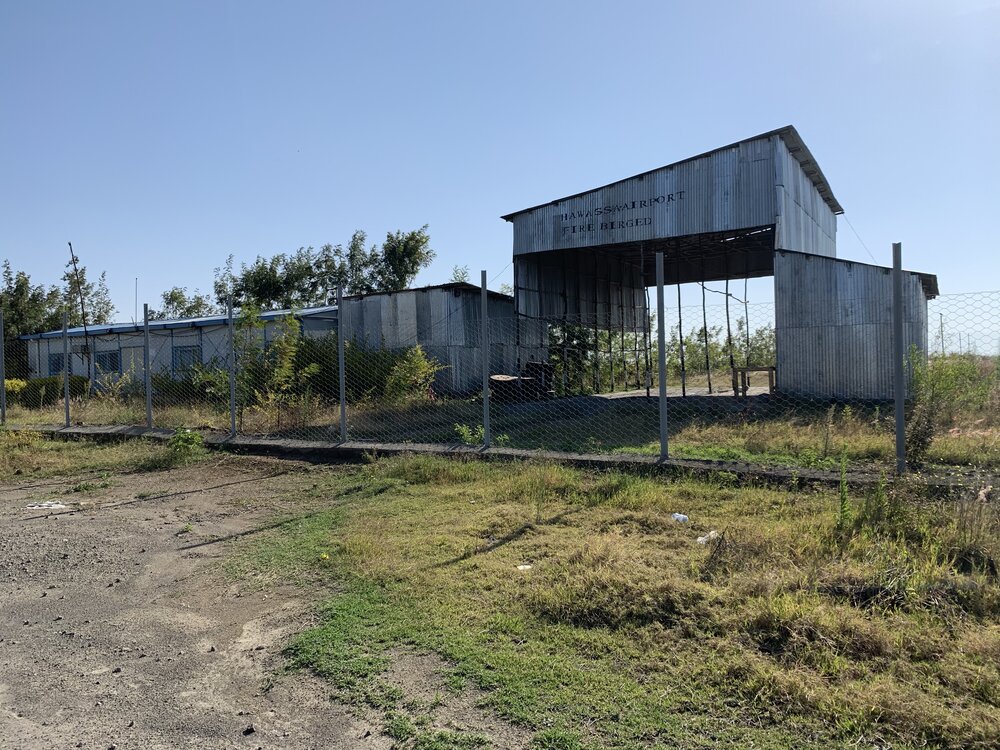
[19,305,338,340]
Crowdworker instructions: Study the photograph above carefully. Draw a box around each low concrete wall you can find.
[9,423,917,491]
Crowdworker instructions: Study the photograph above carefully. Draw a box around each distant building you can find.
[20,282,523,395]
[20,306,339,383]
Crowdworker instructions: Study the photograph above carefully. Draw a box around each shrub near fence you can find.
[4,378,27,404]
[18,375,89,408]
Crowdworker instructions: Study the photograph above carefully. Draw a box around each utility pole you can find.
[67,242,93,389]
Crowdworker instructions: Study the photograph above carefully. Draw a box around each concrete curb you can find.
[8,423,988,492]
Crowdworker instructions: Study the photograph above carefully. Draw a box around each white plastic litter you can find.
[516,564,533,571]
[697,530,720,544]
[671,513,689,523]
[25,501,67,510]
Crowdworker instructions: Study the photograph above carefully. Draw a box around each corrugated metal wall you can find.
[339,286,533,395]
[774,137,837,256]
[514,249,647,325]
[511,137,779,257]
[774,251,928,399]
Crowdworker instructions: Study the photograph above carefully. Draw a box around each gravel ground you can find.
[0,458,393,750]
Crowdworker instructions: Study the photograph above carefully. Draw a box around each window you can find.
[48,353,65,376]
[172,345,202,375]
[95,350,121,374]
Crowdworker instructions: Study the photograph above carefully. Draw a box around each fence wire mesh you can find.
[2,289,998,480]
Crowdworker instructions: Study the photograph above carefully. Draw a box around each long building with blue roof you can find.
[21,305,338,381]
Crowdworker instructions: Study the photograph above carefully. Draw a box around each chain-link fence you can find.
[3,285,998,478]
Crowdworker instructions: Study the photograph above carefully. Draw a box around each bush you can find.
[3,378,27,403]
[17,375,88,407]
[384,345,444,404]
[167,429,206,462]
[151,371,224,405]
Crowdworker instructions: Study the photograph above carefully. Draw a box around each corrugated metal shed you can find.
[502,125,842,264]
[774,251,930,399]
[504,126,847,330]
[338,283,537,395]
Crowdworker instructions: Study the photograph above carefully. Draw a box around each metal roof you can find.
[501,125,844,221]
[341,281,513,303]
[776,248,940,298]
[17,283,513,341]
[19,305,339,340]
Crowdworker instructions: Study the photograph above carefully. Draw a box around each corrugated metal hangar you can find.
[502,125,937,399]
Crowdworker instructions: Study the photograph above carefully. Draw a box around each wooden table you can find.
[734,366,776,396]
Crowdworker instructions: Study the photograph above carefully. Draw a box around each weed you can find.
[454,422,481,445]
[383,712,416,740]
[454,422,510,447]
[947,483,998,578]
[412,730,488,749]
[836,454,851,532]
[70,479,111,493]
[532,729,583,750]
[167,429,206,462]
[822,404,836,458]
[444,672,466,694]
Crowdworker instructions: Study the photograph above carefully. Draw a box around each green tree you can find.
[213,226,434,309]
[1,263,64,377]
[449,265,470,284]
[1,262,63,339]
[62,257,115,326]
[376,226,434,291]
[150,287,220,320]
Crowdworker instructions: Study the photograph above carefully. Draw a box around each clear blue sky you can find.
[2,0,998,320]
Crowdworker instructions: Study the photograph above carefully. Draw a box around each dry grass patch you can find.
[218,454,1000,748]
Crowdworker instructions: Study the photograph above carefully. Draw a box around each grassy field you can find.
[0,426,205,482]
[8,391,998,474]
[224,453,1000,749]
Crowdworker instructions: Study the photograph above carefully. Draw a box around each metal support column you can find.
[701,280,712,394]
[227,296,236,438]
[656,253,668,460]
[337,285,347,442]
[481,270,491,448]
[143,304,152,428]
[892,242,906,474]
[677,283,686,397]
[62,311,70,428]
[0,310,6,425]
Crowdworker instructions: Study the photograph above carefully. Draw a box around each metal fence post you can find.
[62,310,70,428]
[337,285,347,442]
[481,270,491,449]
[892,242,906,474]
[656,252,668,459]
[143,303,153,428]
[0,309,7,425]
[227,296,236,438]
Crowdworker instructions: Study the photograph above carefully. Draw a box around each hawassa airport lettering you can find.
[557,191,685,222]
[558,191,685,236]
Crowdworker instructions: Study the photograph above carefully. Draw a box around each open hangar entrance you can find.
[501,126,938,409]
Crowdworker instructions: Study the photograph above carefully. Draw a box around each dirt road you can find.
[0,457,392,750]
